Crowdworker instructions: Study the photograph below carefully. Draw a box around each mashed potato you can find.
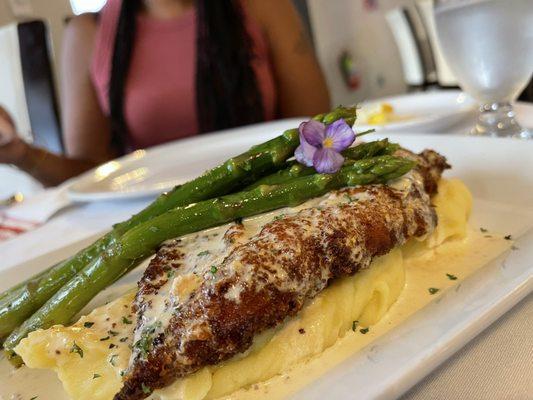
[15,179,472,400]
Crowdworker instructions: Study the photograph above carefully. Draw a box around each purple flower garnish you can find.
[294,118,355,173]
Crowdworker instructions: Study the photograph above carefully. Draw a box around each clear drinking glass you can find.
[434,0,533,139]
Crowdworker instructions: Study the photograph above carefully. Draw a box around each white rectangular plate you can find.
[0,129,532,400]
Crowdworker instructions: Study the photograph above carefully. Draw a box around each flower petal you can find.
[324,119,355,152]
[313,148,345,174]
[299,120,326,147]
[294,133,316,167]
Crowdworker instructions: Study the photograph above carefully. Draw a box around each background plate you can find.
[66,119,305,202]
[354,91,476,132]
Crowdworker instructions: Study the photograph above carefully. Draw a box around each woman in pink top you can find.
[0,0,330,186]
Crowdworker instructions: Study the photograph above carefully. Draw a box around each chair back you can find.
[0,20,63,154]
[415,0,459,87]
[385,7,426,89]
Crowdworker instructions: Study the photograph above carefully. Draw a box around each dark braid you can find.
[108,0,140,152]
[108,0,264,152]
[195,0,264,132]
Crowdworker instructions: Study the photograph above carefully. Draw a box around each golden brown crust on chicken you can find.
[115,149,449,400]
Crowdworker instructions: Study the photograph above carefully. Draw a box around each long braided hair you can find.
[108,0,264,151]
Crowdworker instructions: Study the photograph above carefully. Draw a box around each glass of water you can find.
[434,0,533,139]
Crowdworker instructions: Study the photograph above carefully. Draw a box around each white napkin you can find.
[4,186,72,223]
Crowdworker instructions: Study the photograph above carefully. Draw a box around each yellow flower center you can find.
[323,137,334,148]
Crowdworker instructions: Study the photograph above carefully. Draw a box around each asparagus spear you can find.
[0,107,358,341]
[4,155,415,361]
[247,139,400,189]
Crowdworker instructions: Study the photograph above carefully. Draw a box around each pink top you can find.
[90,0,277,150]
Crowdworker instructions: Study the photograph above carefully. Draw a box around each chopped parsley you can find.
[30,397,38,400]
[109,344,116,349]
[120,370,126,377]
[428,287,440,295]
[108,330,119,336]
[480,227,488,233]
[119,337,129,342]
[93,373,101,379]
[352,320,359,332]
[273,214,286,221]
[70,341,84,358]
[359,327,369,334]
[197,250,210,257]
[504,234,512,240]
[298,328,305,334]
[167,269,175,279]
[122,316,133,325]
[133,321,162,359]
[83,321,94,328]
[141,382,152,394]
[100,336,110,341]
[446,273,458,281]
[109,354,118,366]
[210,265,218,274]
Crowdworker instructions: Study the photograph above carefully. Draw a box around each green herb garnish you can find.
[273,214,286,221]
[504,234,512,240]
[83,321,94,328]
[446,273,457,281]
[122,316,133,325]
[359,327,369,334]
[210,265,218,274]
[480,227,488,233]
[119,337,128,342]
[93,373,101,379]
[428,287,439,295]
[351,320,359,332]
[133,321,162,359]
[141,382,152,394]
[100,336,110,341]
[197,250,210,257]
[108,330,119,336]
[109,354,118,366]
[70,341,83,358]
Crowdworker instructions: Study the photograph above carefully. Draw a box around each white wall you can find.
[308,0,429,106]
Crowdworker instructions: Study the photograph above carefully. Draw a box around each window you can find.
[70,0,106,15]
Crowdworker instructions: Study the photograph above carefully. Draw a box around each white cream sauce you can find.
[0,173,497,400]
[0,232,512,400]
[130,187,368,366]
